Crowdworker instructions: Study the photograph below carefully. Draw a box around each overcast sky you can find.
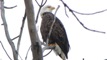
[0,0,107,60]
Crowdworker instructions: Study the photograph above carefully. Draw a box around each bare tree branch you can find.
[24,0,43,60]
[42,0,47,6]
[4,5,17,9]
[43,49,52,57]
[64,6,69,17]
[35,0,47,23]
[46,5,60,45]
[35,0,47,7]
[71,8,107,15]
[17,10,26,53]
[25,45,31,60]
[15,51,23,60]
[35,0,40,6]
[0,41,12,60]
[1,0,18,60]
[42,5,60,54]
[71,10,105,33]
[60,0,106,34]
[12,35,19,40]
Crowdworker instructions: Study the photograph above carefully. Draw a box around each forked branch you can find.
[60,0,106,34]
[1,0,18,60]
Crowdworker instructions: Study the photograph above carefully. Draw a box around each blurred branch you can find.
[71,8,107,15]
[15,51,23,60]
[4,5,17,9]
[24,0,43,60]
[60,0,106,34]
[35,0,47,23]
[35,0,47,7]
[1,0,18,60]
[64,6,69,17]
[12,35,19,40]
[61,1,107,15]
[42,5,60,55]
[17,10,26,53]
[47,5,60,45]
[25,45,31,60]
[43,49,52,57]
[35,0,40,6]
[0,41,12,60]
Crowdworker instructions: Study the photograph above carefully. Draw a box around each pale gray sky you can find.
[0,0,107,60]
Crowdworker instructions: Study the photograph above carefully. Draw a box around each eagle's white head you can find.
[40,5,55,16]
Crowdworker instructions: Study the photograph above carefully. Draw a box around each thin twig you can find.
[12,35,19,40]
[0,41,12,60]
[25,45,31,60]
[60,0,106,34]
[46,5,60,45]
[42,5,60,56]
[1,0,18,60]
[40,0,44,6]
[35,0,47,23]
[35,0,40,6]
[64,6,69,17]
[4,5,17,9]
[72,8,107,15]
[15,51,23,60]
[35,7,42,23]
[43,49,52,57]
[72,10,105,33]
[17,11,26,53]
[42,0,47,6]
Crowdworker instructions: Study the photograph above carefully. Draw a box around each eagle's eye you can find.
[47,6,51,8]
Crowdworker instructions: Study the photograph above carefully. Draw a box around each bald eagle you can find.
[40,5,70,60]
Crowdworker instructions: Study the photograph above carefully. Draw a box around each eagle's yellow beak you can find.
[51,7,55,10]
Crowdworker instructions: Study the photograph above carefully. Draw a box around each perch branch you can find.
[46,5,60,45]
[43,49,52,57]
[42,6,60,56]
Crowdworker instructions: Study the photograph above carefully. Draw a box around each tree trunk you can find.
[24,0,43,60]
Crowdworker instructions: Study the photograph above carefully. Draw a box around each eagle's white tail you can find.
[54,43,66,60]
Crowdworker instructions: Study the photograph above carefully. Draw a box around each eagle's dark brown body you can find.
[40,12,70,59]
